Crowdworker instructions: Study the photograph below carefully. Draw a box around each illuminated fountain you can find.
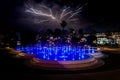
[15,44,104,70]
[14,1,104,70]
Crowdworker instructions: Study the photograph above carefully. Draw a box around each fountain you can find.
[15,44,104,70]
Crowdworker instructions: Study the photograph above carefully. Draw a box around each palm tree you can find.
[60,20,67,30]
[60,20,67,37]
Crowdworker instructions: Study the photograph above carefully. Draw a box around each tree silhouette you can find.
[78,28,84,38]
[87,29,97,47]
[60,20,67,30]
[54,28,61,37]
[45,29,53,35]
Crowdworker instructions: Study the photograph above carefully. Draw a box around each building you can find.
[84,32,120,46]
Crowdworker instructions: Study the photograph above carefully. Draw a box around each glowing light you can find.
[97,48,101,51]
[23,1,87,29]
[15,44,99,61]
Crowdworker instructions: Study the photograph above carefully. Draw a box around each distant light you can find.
[97,48,101,51]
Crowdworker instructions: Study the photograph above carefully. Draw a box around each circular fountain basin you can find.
[26,53,104,70]
[90,52,104,58]
[16,45,104,70]
[27,55,104,70]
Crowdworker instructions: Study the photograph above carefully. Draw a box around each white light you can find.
[24,1,86,29]
[97,48,101,51]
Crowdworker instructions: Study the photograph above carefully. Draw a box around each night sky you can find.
[0,0,120,33]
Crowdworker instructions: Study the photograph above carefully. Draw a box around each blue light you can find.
[63,58,66,61]
[82,55,84,59]
[79,57,81,60]
[43,55,46,59]
[72,58,75,61]
[15,44,98,61]
[55,58,57,61]
[47,58,50,60]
